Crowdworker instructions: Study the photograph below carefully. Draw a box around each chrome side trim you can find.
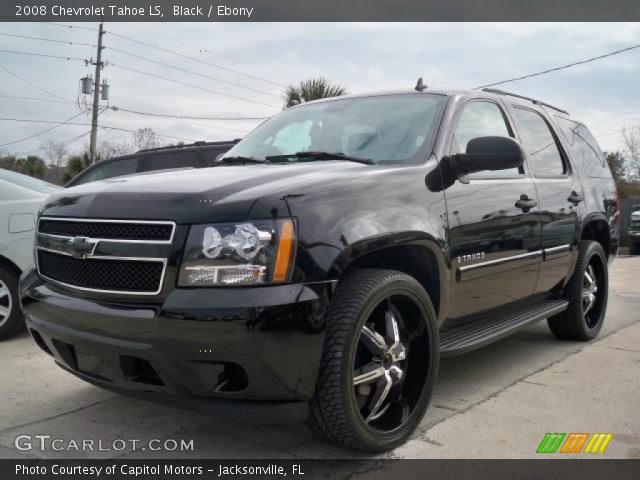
[36,247,168,296]
[37,216,176,244]
[544,244,571,258]
[458,250,543,273]
[458,244,572,275]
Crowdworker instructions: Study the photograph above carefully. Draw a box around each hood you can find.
[41,162,374,224]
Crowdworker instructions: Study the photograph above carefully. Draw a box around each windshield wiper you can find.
[212,156,271,166]
[265,151,376,165]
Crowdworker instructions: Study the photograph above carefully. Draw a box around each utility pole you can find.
[89,21,105,164]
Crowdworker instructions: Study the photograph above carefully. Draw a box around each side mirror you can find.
[450,136,525,176]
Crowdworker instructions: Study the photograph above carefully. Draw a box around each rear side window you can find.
[512,107,566,177]
[554,117,612,179]
[451,101,521,177]
[73,157,139,185]
[145,151,203,171]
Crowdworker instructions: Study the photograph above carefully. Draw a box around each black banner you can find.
[4,460,640,480]
[1,0,640,22]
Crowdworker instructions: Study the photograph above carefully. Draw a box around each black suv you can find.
[65,140,238,187]
[22,87,619,452]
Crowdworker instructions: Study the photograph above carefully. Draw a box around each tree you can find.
[0,153,47,179]
[284,77,348,108]
[62,153,92,184]
[132,128,161,151]
[622,126,640,179]
[41,140,68,182]
[22,155,47,179]
[97,139,134,160]
[605,151,627,185]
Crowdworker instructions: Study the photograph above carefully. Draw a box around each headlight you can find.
[178,218,296,286]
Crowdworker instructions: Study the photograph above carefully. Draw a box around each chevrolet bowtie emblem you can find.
[65,236,99,259]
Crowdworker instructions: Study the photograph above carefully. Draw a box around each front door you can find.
[444,99,542,319]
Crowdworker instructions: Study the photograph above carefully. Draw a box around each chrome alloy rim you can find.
[582,263,598,318]
[352,295,430,433]
[354,307,407,422]
[0,279,12,327]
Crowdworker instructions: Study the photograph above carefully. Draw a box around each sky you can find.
[0,22,639,159]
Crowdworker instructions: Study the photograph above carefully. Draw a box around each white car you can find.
[0,169,61,339]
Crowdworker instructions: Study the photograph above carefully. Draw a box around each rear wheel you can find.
[0,265,23,341]
[548,241,608,341]
[630,243,640,255]
[309,269,439,452]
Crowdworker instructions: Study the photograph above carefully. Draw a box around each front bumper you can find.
[21,270,333,423]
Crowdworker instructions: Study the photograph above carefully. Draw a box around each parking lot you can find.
[1,257,639,461]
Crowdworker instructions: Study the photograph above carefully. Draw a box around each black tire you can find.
[547,241,608,341]
[308,268,439,452]
[0,265,24,341]
[631,243,639,256]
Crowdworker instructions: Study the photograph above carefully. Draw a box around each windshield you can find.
[0,168,61,194]
[225,94,447,164]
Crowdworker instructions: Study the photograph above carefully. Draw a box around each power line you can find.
[123,24,205,52]
[13,130,91,156]
[0,116,203,143]
[0,111,88,147]
[106,108,247,135]
[595,129,623,138]
[0,94,75,104]
[475,42,640,89]
[108,30,286,88]
[0,93,264,121]
[110,62,280,110]
[0,48,85,62]
[107,46,281,98]
[106,108,249,135]
[41,22,97,32]
[0,31,96,47]
[109,106,269,121]
[0,64,72,101]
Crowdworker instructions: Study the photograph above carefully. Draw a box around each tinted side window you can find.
[554,116,612,179]
[74,158,139,185]
[512,108,565,177]
[146,151,203,171]
[452,101,520,176]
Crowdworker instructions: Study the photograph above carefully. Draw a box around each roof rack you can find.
[481,88,570,115]
[137,139,239,153]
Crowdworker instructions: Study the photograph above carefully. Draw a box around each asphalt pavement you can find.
[1,257,638,460]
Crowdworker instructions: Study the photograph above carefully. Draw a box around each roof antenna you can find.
[415,77,428,92]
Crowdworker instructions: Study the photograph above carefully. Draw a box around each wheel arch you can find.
[0,254,22,278]
[579,215,611,258]
[327,233,449,321]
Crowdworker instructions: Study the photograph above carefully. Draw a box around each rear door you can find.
[507,105,580,293]
[445,98,542,319]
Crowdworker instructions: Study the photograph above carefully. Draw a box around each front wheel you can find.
[548,240,608,341]
[0,265,23,341]
[309,269,439,452]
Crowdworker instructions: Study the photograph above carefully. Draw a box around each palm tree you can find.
[284,77,348,108]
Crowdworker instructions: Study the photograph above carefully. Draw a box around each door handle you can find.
[568,192,583,205]
[515,195,537,212]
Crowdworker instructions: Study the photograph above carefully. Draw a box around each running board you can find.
[440,299,568,357]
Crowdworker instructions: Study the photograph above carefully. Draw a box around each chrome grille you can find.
[38,250,164,293]
[38,218,174,242]
[36,217,174,295]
